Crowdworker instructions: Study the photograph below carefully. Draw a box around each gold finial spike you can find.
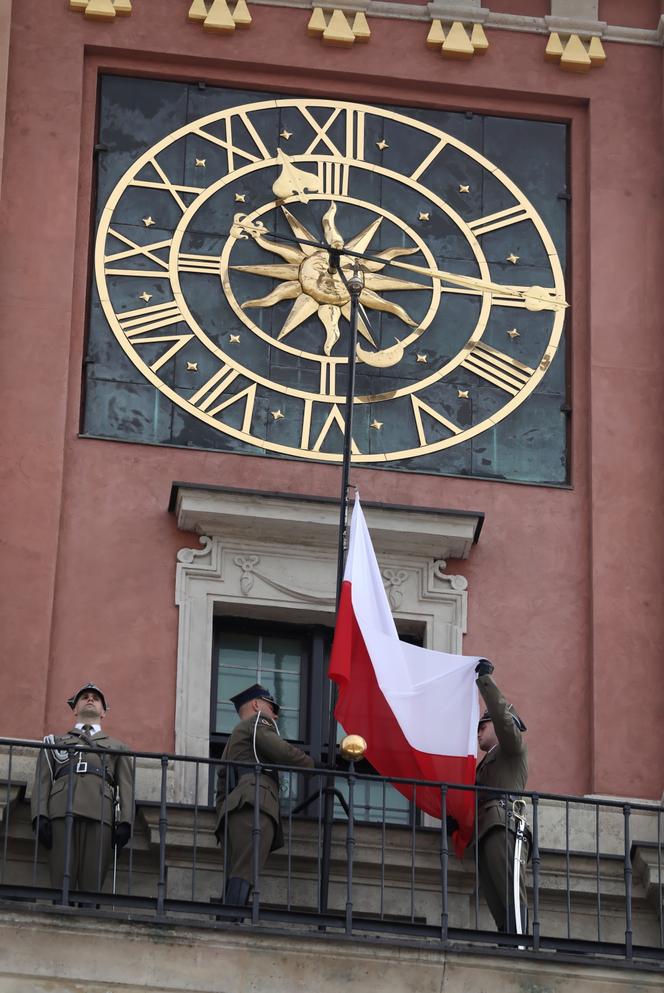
[560,33,592,72]
[232,0,252,27]
[203,0,236,32]
[188,0,209,20]
[340,734,368,761]
[83,0,117,19]
[69,0,89,10]
[426,19,445,49]
[587,35,606,66]
[442,21,475,60]
[544,31,563,61]
[470,22,488,53]
[307,6,327,36]
[113,0,132,13]
[323,9,355,46]
[352,11,370,42]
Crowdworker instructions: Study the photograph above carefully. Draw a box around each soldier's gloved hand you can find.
[113,821,131,849]
[32,816,53,850]
[475,658,494,677]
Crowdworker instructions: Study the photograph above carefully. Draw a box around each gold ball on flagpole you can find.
[340,734,367,760]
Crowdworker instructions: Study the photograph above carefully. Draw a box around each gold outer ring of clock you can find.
[95,97,566,463]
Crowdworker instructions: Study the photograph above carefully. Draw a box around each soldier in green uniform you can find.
[474,659,529,934]
[215,683,315,910]
[31,683,134,893]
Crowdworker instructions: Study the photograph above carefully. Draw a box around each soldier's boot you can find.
[224,876,252,922]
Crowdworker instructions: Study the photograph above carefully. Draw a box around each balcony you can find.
[0,739,662,992]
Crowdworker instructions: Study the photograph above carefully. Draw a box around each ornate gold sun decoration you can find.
[232,202,428,357]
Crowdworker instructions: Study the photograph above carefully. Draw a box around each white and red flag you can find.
[329,496,481,856]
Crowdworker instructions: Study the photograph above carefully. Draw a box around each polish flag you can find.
[329,497,481,856]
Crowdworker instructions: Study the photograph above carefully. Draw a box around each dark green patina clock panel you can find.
[83,75,569,485]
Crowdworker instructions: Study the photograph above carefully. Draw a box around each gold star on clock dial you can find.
[229,334,241,343]
[195,158,206,168]
[376,139,389,151]
[235,193,247,203]
[270,409,285,421]
[280,129,293,140]
[139,291,152,302]
[142,216,155,227]
[507,253,519,264]
[416,353,428,363]
[186,361,198,371]
[418,212,430,222]
[457,389,469,399]
[507,328,520,339]
[370,419,383,430]
[459,184,470,193]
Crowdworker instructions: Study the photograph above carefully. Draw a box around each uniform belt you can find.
[54,765,115,786]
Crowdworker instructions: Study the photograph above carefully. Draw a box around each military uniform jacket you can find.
[215,715,314,851]
[475,675,528,842]
[31,728,133,827]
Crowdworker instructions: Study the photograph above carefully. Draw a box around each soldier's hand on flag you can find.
[475,659,495,677]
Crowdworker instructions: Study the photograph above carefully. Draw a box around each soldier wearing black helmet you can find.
[474,660,530,934]
[31,683,133,893]
[214,683,314,912]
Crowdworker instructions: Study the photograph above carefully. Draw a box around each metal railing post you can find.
[345,760,356,935]
[623,803,633,960]
[252,765,262,924]
[440,784,449,943]
[1,746,13,885]
[61,749,76,905]
[531,794,540,952]
[156,755,168,917]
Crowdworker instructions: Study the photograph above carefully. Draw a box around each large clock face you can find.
[92,85,567,470]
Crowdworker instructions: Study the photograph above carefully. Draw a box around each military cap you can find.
[67,682,109,711]
[230,683,280,716]
[478,704,526,732]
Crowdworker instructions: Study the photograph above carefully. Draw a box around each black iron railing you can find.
[0,738,662,968]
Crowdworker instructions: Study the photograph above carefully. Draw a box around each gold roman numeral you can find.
[130,158,204,212]
[178,253,220,275]
[410,395,460,446]
[104,229,171,278]
[460,342,533,395]
[193,111,272,173]
[189,364,242,413]
[300,107,344,158]
[308,404,360,454]
[199,382,256,428]
[318,360,339,398]
[409,137,449,182]
[116,301,193,372]
[345,108,365,162]
[317,159,349,196]
[467,204,531,237]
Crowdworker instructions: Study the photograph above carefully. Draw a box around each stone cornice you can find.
[170,483,483,560]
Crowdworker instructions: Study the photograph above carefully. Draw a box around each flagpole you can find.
[319,254,364,915]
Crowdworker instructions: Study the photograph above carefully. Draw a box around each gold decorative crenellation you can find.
[187,0,252,33]
[307,8,370,46]
[426,19,489,60]
[69,0,133,17]
[545,31,606,72]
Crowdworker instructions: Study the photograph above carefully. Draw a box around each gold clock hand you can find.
[230,215,567,313]
[365,259,568,313]
[272,149,321,203]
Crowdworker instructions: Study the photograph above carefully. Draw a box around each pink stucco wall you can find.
[0,1,661,800]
